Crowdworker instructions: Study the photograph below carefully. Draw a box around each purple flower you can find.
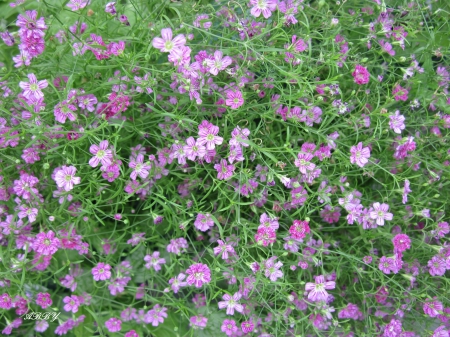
[194,213,214,232]
[428,256,446,276]
[152,28,186,53]
[129,154,151,180]
[186,263,211,288]
[349,142,371,168]
[63,295,80,313]
[105,318,121,333]
[221,319,238,336]
[144,251,166,272]
[89,140,113,167]
[197,123,223,150]
[169,273,187,293]
[66,0,88,11]
[205,50,232,75]
[214,159,235,180]
[249,0,277,19]
[225,90,244,109]
[213,240,236,260]
[218,292,244,315]
[19,73,48,101]
[370,202,393,226]
[145,305,167,327]
[378,256,395,274]
[54,166,81,191]
[294,152,315,174]
[305,275,335,302]
[389,110,405,134]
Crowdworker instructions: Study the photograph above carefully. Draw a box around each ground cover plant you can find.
[0,0,450,336]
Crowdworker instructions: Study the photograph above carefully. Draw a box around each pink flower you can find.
[218,292,244,315]
[370,202,393,226]
[249,0,277,19]
[225,90,244,109]
[186,263,211,288]
[349,142,371,168]
[378,256,395,274]
[144,251,166,272]
[36,293,52,309]
[152,28,186,53]
[145,304,167,327]
[305,275,335,302]
[19,73,48,101]
[169,273,187,293]
[289,220,310,240]
[255,227,276,246]
[423,298,443,317]
[392,234,411,253]
[32,230,60,256]
[129,154,152,180]
[213,240,235,260]
[0,294,12,309]
[54,166,81,191]
[63,295,80,313]
[105,318,122,332]
[294,152,315,174]
[352,65,370,85]
[241,320,255,334]
[89,140,113,167]
[221,319,238,336]
[92,262,112,281]
[205,50,232,75]
[389,110,406,134]
[392,84,409,101]
[214,159,235,180]
[197,124,223,150]
[66,0,88,11]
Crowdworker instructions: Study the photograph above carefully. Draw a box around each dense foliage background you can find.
[0,0,450,336]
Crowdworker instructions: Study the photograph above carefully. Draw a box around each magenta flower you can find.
[218,292,243,315]
[370,202,393,226]
[129,154,152,180]
[392,234,411,253]
[190,315,208,329]
[32,230,60,256]
[205,50,232,75]
[305,275,335,302]
[54,100,77,124]
[54,165,81,191]
[63,295,80,313]
[249,0,277,19]
[221,319,238,336]
[19,73,48,101]
[89,140,113,167]
[144,251,166,272]
[392,84,409,101]
[289,220,310,240]
[389,110,406,134]
[36,292,52,309]
[197,124,223,150]
[105,318,122,333]
[352,65,370,85]
[169,273,187,293]
[213,240,235,260]
[152,28,186,53]
[194,213,214,232]
[186,263,211,288]
[145,304,167,327]
[225,90,244,109]
[378,256,395,274]
[255,227,276,247]
[241,320,255,334]
[183,136,206,161]
[428,256,446,276]
[294,152,315,174]
[92,262,112,281]
[349,142,371,168]
[214,159,235,180]
[0,294,12,309]
[264,256,284,281]
[423,298,443,317]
